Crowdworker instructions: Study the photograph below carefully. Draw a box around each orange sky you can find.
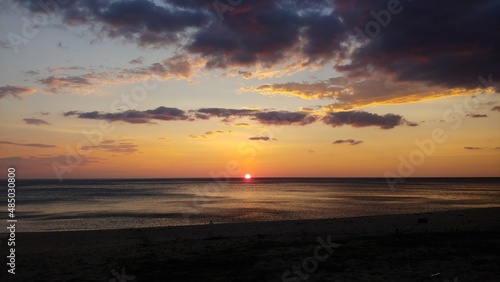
[0,0,499,179]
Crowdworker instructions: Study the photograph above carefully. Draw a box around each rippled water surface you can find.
[7,178,500,232]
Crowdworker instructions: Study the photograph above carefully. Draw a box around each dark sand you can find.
[2,207,500,281]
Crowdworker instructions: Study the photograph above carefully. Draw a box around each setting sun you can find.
[244,173,252,179]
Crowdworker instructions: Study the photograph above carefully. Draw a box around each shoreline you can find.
[4,207,500,281]
[14,206,500,237]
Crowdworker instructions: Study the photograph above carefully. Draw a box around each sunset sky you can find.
[0,0,499,179]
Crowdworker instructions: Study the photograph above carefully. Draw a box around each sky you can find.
[0,0,499,179]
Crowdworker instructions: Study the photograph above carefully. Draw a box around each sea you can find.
[4,178,500,232]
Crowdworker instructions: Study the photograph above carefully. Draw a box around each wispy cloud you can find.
[129,56,144,65]
[246,77,493,110]
[80,140,139,155]
[233,123,250,127]
[333,139,363,145]
[0,85,36,100]
[467,114,488,118]
[249,136,270,141]
[23,118,51,125]
[464,147,483,150]
[0,141,56,148]
[189,130,232,139]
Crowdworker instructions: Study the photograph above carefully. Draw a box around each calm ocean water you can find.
[4,178,500,232]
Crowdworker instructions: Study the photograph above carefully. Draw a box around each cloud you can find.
[16,0,498,91]
[19,0,210,48]
[464,147,483,150]
[333,139,363,145]
[233,123,250,127]
[247,76,491,110]
[252,111,317,126]
[39,76,90,86]
[129,56,144,64]
[0,141,56,148]
[322,111,411,129]
[194,108,318,125]
[80,140,139,154]
[189,130,233,139]
[14,0,498,110]
[38,75,92,93]
[23,118,51,125]
[0,85,36,100]
[0,39,10,49]
[64,106,189,124]
[34,58,199,94]
[251,81,345,100]
[249,136,270,141]
[63,105,412,130]
[195,108,259,119]
[47,66,86,73]
[467,114,488,118]
[492,106,500,112]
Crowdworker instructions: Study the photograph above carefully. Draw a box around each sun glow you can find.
[244,173,252,179]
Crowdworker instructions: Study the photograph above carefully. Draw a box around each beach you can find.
[3,207,500,281]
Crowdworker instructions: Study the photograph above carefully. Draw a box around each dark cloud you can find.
[15,0,498,93]
[23,118,51,125]
[17,0,211,47]
[195,108,259,118]
[335,0,500,91]
[64,105,413,130]
[194,108,317,125]
[253,111,317,126]
[333,139,363,145]
[0,141,56,148]
[249,136,270,141]
[492,106,500,112]
[0,85,36,99]
[63,106,189,124]
[323,111,409,129]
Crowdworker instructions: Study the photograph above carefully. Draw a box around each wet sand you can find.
[2,207,500,281]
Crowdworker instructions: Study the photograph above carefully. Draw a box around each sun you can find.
[244,173,252,179]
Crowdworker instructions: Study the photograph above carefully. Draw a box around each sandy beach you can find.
[2,207,500,281]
